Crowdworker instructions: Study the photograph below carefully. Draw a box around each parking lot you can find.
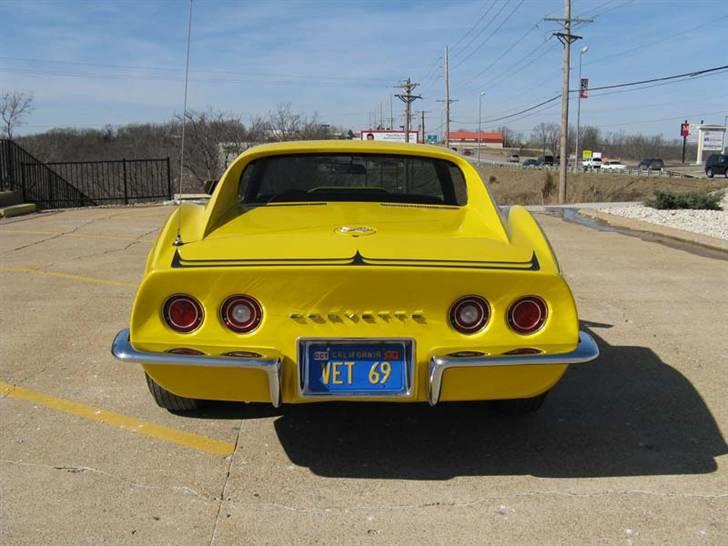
[1,205,726,545]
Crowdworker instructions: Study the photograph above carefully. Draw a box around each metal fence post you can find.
[166,157,173,199]
[21,163,27,202]
[47,168,53,207]
[122,158,129,204]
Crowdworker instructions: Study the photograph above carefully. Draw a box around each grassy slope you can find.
[475,165,728,206]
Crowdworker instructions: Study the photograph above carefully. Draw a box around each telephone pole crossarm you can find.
[394,78,422,143]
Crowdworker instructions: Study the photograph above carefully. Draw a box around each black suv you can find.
[638,158,664,171]
[705,154,728,178]
[536,155,554,166]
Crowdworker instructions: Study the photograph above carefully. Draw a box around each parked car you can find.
[507,154,520,163]
[601,160,626,171]
[111,140,598,412]
[522,158,539,167]
[705,154,728,178]
[582,152,602,170]
[638,158,664,171]
[536,155,554,166]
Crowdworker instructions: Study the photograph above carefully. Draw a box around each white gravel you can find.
[597,191,728,241]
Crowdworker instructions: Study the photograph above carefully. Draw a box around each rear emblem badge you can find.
[336,226,376,236]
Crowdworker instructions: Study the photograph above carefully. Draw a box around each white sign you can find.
[701,129,725,151]
[687,123,699,143]
[360,130,419,143]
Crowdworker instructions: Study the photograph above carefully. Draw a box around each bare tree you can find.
[177,109,249,186]
[1,90,34,139]
[530,122,560,154]
[267,103,302,141]
[267,103,333,141]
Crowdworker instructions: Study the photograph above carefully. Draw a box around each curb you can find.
[0,203,37,219]
[579,209,728,252]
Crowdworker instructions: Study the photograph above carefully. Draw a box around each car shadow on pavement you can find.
[267,322,727,480]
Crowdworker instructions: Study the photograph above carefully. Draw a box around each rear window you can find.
[239,153,467,206]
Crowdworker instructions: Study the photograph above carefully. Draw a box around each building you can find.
[448,131,504,152]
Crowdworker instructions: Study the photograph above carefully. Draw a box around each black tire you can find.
[706,168,714,178]
[495,390,549,415]
[145,373,200,411]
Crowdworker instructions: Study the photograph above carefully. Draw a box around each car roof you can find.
[245,139,456,159]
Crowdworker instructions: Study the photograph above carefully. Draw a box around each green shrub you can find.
[647,190,722,210]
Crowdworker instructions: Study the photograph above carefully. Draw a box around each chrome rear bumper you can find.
[111,329,282,407]
[427,330,599,405]
[112,328,598,408]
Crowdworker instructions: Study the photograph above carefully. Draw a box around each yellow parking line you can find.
[0,228,154,242]
[0,267,137,288]
[0,381,235,457]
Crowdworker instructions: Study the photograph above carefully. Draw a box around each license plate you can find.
[300,340,413,396]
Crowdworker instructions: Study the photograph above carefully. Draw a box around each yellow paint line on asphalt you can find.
[0,381,235,457]
[0,267,137,288]
[0,228,155,242]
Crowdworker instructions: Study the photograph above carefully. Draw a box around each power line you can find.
[461,62,728,126]
[449,1,500,55]
[450,1,506,59]
[461,20,540,86]
[582,0,635,20]
[462,34,556,92]
[585,13,728,67]
[0,56,393,85]
[587,64,728,93]
[452,0,524,70]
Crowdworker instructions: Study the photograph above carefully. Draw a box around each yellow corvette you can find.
[111,140,598,412]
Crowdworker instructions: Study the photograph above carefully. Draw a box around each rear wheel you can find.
[706,168,714,178]
[145,373,201,411]
[495,390,549,415]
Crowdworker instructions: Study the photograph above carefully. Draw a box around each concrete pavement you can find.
[1,205,726,545]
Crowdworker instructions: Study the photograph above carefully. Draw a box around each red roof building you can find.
[448,131,503,145]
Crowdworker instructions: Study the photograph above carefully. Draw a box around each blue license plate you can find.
[301,340,412,396]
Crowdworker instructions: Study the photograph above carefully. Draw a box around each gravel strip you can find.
[598,192,728,241]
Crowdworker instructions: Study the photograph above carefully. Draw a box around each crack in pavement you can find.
[208,424,243,546]
[2,458,725,519]
[7,211,155,252]
[73,226,159,261]
[220,488,728,515]
[0,459,208,500]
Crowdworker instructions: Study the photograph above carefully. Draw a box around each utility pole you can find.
[416,110,431,144]
[395,78,422,143]
[445,47,450,147]
[437,47,458,148]
[545,1,592,204]
[389,95,394,130]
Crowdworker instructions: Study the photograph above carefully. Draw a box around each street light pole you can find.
[478,91,485,163]
[574,45,588,171]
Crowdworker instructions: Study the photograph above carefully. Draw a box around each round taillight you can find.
[163,295,203,333]
[449,296,490,334]
[221,295,262,333]
[508,296,547,334]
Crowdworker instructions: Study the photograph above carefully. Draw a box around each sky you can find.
[1,0,727,139]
